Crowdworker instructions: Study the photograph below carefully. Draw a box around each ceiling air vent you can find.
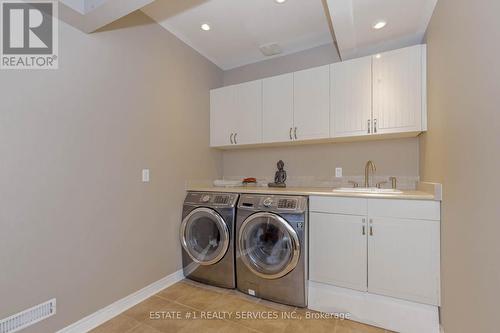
[0,299,56,333]
[259,43,283,56]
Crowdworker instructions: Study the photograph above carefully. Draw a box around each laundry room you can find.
[1,1,499,333]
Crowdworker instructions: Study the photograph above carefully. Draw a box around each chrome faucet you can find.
[364,160,376,188]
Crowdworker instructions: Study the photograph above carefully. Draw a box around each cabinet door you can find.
[331,57,373,138]
[234,80,262,145]
[293,65,330,140]
[262,73,294,143]
[310,212,368,291]
[368,217,440,305]
[210,86,236,147]
[372,45,424,134]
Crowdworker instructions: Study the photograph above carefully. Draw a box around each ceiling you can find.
[61,0,86,14]
[141,0,333,70]
[327,0,438,59]
[60,0,156,32]
[61,0,108,14]
[84,0,109,12]
[62,0,438,69]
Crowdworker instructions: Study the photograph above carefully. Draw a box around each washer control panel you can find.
[184,192,238,207]
[238,194,307,213]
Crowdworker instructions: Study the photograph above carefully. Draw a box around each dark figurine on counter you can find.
[268,160,287,188]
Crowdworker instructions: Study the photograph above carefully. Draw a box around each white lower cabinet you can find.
[368,216,440,305]
[309,196,441,333]
[310,213,367,291]
[309,196,440,306]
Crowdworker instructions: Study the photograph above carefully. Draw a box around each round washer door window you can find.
[238,212,300,279]
[180,207,229,265]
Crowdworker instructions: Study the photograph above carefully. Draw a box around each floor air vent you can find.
[0,299,56,333]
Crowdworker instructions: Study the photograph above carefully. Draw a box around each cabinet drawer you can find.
[368,199,440,221]
[310,196,367,215]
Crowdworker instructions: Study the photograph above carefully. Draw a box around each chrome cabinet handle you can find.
[289,127,293,140]
[374,119,378,133]
[234,133,237,144]
[230,133,234,144]
[369,219,373,236]
[294,127,298,140]
[362,218,366,235]
[368,119,371,134]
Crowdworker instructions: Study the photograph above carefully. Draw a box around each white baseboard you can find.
[308,281,440,333]
[57,269,184,333]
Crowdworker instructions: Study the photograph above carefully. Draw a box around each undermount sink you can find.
[333,187,403,194]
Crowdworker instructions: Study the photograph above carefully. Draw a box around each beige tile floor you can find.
[91,279,393,333]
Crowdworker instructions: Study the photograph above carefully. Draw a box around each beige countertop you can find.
[186,185,439,201]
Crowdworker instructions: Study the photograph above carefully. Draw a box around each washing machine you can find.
[180,191,239,289]
[236,194,308,307]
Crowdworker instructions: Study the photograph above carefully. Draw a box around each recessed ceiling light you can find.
[373,20,387,30]
[200,23,211,31]
[375,54,381,59]
[275,0,287,4]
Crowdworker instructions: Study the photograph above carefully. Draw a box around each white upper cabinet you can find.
[234,80,263,145]
[210,45,427,148]
[331,56,373,137]
[210,81,262,147]
[293,65,330,140]
[262,73,294,143]
[210,85,236,147]
[372,45,426,134]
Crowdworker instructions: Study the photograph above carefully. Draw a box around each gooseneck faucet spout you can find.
[364,160,376,188]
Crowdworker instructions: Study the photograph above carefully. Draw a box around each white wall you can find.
[0,11,222,332]
[420,0,500,332]
[223,43,340,85]
[222,138,420,185]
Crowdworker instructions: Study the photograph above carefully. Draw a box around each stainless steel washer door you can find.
[180,208,230,266]
[238,212,300,279]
